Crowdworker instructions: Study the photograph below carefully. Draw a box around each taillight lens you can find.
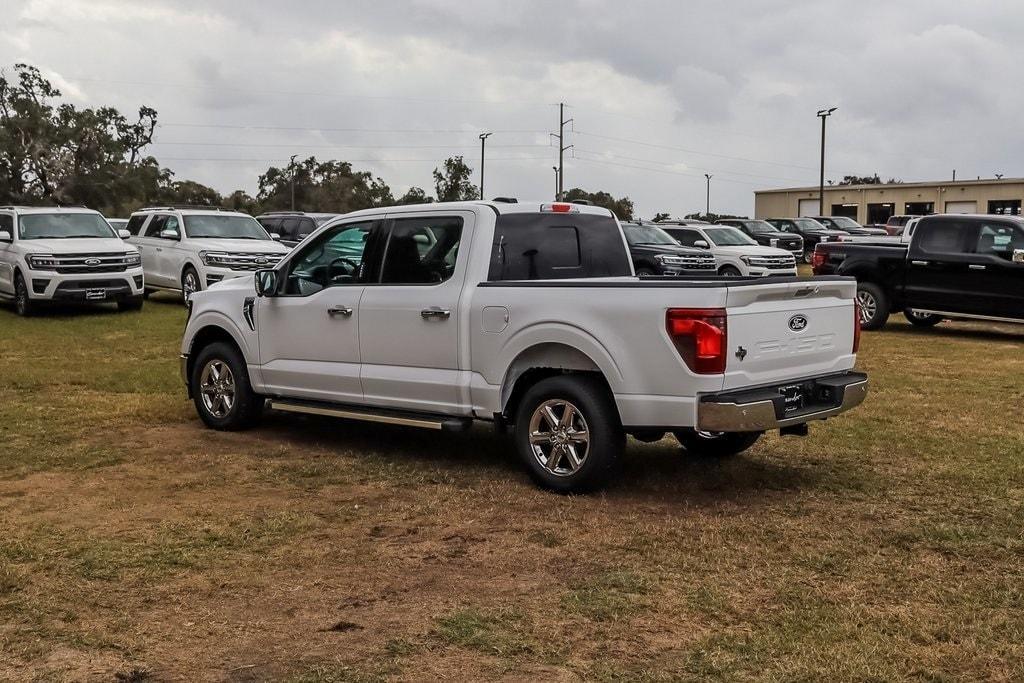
[666,308,727,374]
[811,247,827,271]
[852,301,861,353]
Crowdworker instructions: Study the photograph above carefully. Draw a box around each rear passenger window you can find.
[125,214,147,235]
[489,214,631,281]
[380,217,463,285]
[918,221,967,254]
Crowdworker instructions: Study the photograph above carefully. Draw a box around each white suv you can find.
[0,206,144,316]
[126,207,289,300]
[660,224,798,277]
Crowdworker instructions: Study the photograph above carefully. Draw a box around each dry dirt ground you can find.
[1,296,1022,682]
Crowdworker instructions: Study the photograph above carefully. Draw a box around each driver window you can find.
[164,215,180,238]
[380,216,463,285]
[283,221,375,296]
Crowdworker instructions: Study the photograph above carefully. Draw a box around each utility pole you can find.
[704,174,713,216]
[478,132,492,200]
[550,103,573,199]
[816,108,836,215]
[289,154,298,211]
[552,166,560,200]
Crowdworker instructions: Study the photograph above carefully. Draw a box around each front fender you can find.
[182,309,256,364]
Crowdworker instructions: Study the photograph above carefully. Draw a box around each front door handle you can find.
[910,260,929,266]
[420,307,451,320]
[327,305,353,317]
[968,264,987,271]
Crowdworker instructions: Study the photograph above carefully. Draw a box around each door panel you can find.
[159,215,185,288]
[966,221,1024,318]
[904,218,978,313]
[358,213,472,414]
[0,214,14,294]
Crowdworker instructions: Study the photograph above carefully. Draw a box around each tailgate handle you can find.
[794,286,819,297]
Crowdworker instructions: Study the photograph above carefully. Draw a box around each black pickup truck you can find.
[812,214,1024,330]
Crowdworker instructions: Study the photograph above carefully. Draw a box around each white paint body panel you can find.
[182,202,858,429]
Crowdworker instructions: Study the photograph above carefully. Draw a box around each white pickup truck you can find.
[180,201,867,492]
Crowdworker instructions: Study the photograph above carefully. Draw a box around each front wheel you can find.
[803,248,814,264]
[856,282,890,330]
[719,265,742,277]
[904,309,942,327]
[182,266,200,302]
[636,266,656,277]
[514,375,624,493]
[118,295,144,312]
[13,273,34,317]
[190,341,263,430]
[674,429,762,458]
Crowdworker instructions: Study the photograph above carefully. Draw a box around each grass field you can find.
[1,293,1022,681]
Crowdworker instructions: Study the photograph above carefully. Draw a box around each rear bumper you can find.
[697,371,867,432]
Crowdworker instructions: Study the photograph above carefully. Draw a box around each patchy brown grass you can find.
[1,295,1022,681]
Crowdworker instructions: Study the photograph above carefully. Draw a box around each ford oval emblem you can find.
[255,257,268,265]
[789,314,808,332]
[85,258,101,266]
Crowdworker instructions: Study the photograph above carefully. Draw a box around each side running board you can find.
[267,398,473,432]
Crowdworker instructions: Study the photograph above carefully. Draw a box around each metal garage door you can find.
[798,199,820,216]
[945,200,976,214]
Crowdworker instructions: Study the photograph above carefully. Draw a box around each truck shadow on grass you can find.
[247,412,841,505]
[879,322,1023,344]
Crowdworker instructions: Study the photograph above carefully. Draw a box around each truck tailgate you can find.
[723,279,856,390]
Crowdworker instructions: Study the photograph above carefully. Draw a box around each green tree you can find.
[837,174,882,186]
[256,157,394,213]
[652,212,671,222]
[683,212,747,223]
[432,156,478,202]
[395,186,433,205]
[561,188,635,221]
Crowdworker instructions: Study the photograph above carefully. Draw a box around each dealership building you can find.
[754,177,1024,224]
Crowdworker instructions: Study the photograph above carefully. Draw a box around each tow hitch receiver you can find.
[780,423,809,437]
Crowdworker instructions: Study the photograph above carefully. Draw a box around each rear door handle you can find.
[910,260,929,266]
[969,264,987,271]
[421,307,451,320]
[327,305,353,317]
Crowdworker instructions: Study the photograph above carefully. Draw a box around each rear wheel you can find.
[904,309,942,327]
[514,375,624,493]
[856,282,890,330]
[182,266,200,302]
[674,429,762,458]
[191,341,263,430]
[13,272,34,317]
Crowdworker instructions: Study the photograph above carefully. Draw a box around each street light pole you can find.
[478,132,492,200]
[704,173,712,217]
[289,154,298,211]
[817,107,837,216]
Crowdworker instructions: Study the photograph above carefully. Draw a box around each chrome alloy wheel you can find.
[856,289,877,325]
[183,270,199,300]
[528,399,591,476]
[906,309,932,321]
[199,359,235,418]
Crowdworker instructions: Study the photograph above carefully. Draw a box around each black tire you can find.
[904,309,942,327]
[719,265,742,277]
[190,341,263,431]
[856,281,890,330]
[142,288,152,299]
[673,429,762,458]
[118,295,144,312]
[13,272,34,317]
[181,266,201,302]
[513,375,624,493]
[636,266,656,277]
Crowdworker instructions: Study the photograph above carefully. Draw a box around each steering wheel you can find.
[326,257,360,283]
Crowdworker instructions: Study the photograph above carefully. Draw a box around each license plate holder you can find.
[778,384,804,413]
[85,288,107,300]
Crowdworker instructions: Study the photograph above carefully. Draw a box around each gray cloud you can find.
[3,0,1023,216]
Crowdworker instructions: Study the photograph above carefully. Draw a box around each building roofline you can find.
[755,177,1024,194]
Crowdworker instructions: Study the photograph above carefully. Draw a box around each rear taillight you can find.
[811,247,827,272]
[852,301,861,353]
[666,308,727,374]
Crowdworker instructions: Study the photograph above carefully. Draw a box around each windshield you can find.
[18,213,116,240]
[624,224,678,246]
[184,215,272,240]
[794,218,830,232]
[743,220,777,234]
[705,226,757,246]
[827,216,863,229]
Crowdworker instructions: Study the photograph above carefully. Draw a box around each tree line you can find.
[0,63,642,220]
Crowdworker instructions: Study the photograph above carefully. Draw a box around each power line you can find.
[155,155,554,163]
[574,130,818,171]
[150,141,550,150]
[573,148,811,183]
[159,122,549,134]
[571,156,769,187]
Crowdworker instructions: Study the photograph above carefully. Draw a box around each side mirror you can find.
[0,230,11,243]
[254,269,278,297]
[159,229,179,240]
[269,232,281,241]
[694,239,710,249]
[117,229,131,239]
[1013,249,1024,264]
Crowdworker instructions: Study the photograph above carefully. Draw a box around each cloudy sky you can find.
[3,0,1022,217]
